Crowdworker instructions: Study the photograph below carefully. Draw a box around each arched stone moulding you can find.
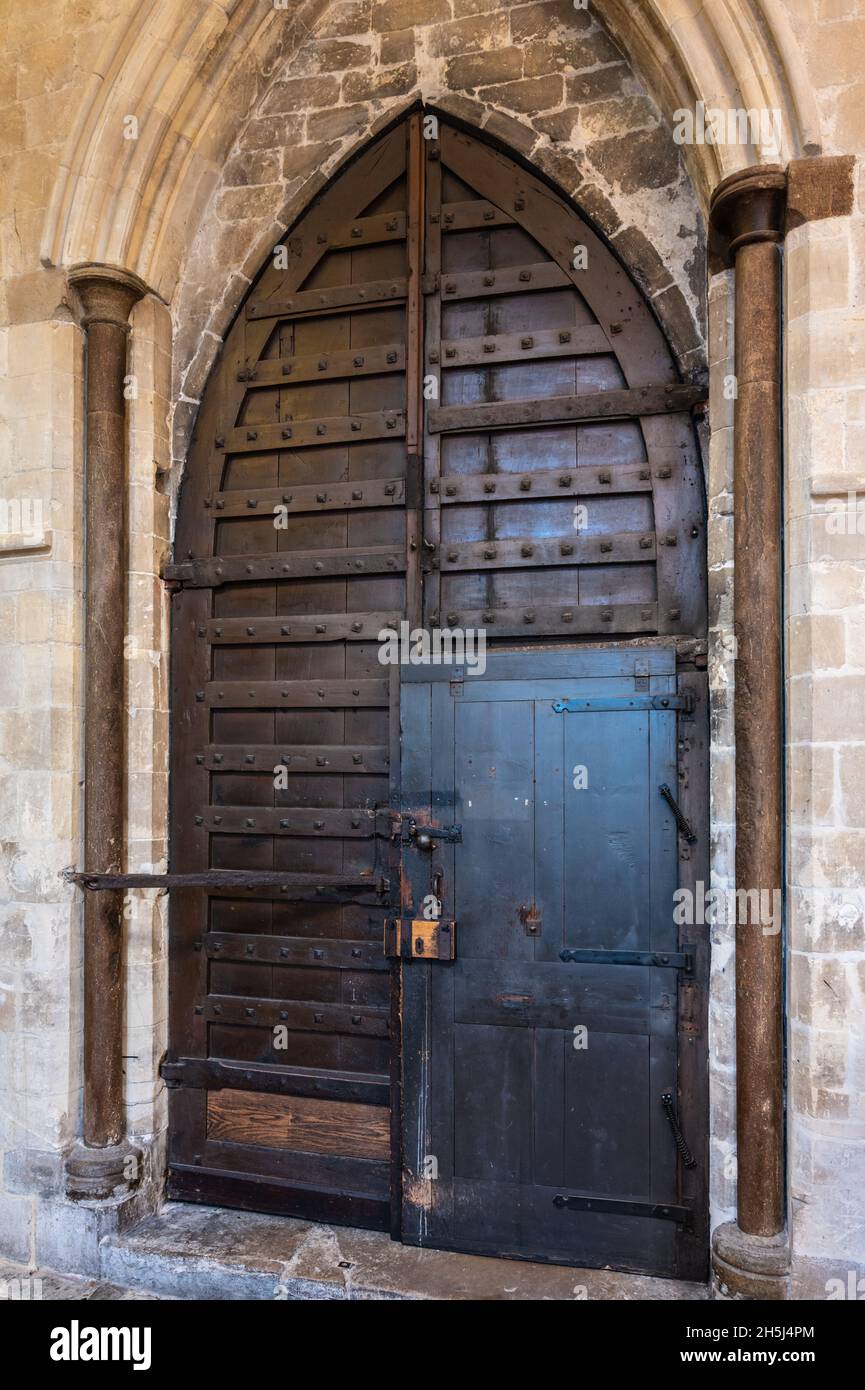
[41,0,822,303]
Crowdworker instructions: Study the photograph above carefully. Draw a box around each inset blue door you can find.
[398,647,706,1277]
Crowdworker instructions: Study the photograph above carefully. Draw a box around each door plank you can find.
[207,1090,390,1159]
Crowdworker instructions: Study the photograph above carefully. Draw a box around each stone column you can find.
[709,168,789,1297]
[65,264,148,1200]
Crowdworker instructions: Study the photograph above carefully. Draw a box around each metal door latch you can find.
[400,817,462,851]
[384,917,457,960]
[659,783,698,844]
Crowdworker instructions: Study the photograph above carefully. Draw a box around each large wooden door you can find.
[166,110,708,1272]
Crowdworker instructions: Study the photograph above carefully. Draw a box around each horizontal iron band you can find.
[431,459,655,502]
[247,276,408,321]
[205,931,388,971]
[164,545,407,588]
[161,1058,389,1105]
[205,478,405,518]
[553,1194,692,1226]
[428,601,658,637]
[203,995,389,1038]
[553,694,693,713]
[429,383,708,434]
[559,947,693,971]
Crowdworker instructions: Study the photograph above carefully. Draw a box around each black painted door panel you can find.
[400,648,694,1276]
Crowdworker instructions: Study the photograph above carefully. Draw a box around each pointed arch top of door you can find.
[238,113,683,396]
[174,108,707,642]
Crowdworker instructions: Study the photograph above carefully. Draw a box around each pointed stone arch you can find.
[42,0,821,303]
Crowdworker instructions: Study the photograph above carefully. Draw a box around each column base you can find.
[712,1220,790,1300]
[65,1140,143,1202]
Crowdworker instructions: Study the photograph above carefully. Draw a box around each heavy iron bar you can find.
[63,868,389,893]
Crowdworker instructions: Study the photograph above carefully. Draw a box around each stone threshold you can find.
[99,1202,711,1301]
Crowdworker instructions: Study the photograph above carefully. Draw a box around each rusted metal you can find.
[64,868,388,894]
[710,167,787,1241]
[383,918,457,961]
[67,265,147,1167]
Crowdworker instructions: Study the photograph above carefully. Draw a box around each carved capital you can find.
[709,165,787,263]
[67,262,149,328]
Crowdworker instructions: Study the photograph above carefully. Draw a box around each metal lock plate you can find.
[383,918,457,961]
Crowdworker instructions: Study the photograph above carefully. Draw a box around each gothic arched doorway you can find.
[166,109,709,1279]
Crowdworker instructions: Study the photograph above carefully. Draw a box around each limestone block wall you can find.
[783,184,865,1296]
[0,313,83,1261]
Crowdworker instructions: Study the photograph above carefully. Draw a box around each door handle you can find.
[659,784,697,844]
[661,1090,697,1169]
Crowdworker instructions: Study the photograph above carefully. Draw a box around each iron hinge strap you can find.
[559,947,693,971]
[553,1194,693,1227]
[553,693,693,714]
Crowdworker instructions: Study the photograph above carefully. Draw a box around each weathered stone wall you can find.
[0,0,863,1297]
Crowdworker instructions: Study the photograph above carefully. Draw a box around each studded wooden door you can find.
[166,111,708,1262]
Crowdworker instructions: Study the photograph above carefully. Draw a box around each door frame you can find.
[162,109,711,1269]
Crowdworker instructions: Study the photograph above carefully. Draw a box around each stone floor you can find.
[0,1261,170,1300]
[3,1203,711,1300]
